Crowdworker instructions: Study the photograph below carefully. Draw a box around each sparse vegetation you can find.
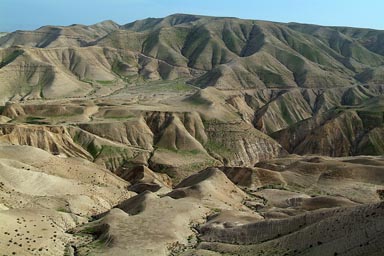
[135,79,195,92]
[204,140,232,158]
[56,207,70,213]
[0,14,384,256]
[96,80,115,86]
[25,116,48,124]
[0,49,23,68]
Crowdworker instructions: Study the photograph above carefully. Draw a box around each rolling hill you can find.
[0,14,383,256]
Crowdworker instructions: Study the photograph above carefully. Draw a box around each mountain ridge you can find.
[0,14,384,256]
[1,14,384,95]
[0,15,383,159]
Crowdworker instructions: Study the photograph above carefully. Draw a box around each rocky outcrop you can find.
[78,118,154,151]
[1,102,26,119]
[219,166,287,190]
[116,165,172,194]
[204,120,286,166]
[199,202,384,255]
[0,124,91,159]
[272,108,384,156]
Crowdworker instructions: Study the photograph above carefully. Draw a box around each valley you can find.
[0,14,383,256]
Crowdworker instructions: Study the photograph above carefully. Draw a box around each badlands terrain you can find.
[0,14,383,255]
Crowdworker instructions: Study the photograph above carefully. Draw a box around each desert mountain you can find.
[0,14,383,256]
[0,14,383,157]
[2,14,384,93]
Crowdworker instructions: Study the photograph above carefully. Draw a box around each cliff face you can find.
[204,120,285,166]
[199,202,384,255]
[272,107,384,156]
[0,124,92,159]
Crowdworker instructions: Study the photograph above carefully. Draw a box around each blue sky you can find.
[1,0,384,32]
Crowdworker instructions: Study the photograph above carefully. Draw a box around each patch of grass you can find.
[39,83,45,99]
[95,145,135,170]
[357,110,383,129]
[111,60,124,74]
[222,29,242,55]
[257,68,284,86]
[80,78,117,86]
[280,100,294,125]
[142,31,160,54]
[56,207,70,213]
[359,129,384,155]
[87,143,102,159]
[25,116,49,124]
[96,80,115,86]
[257,184,287,191]
[72,131,82,144]
[111,61,140,83]
[137,79,194,93]
[90,239,106,249]
[185,159,217,174]
[81,226,98,234]
[99,145,127,155]
[167,82,193,92]
[80,78,93,85]
[0,50,23,68]
[204,140,232,158]
[185,94,211,105]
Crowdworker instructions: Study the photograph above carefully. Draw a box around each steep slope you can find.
[0,20,120,48]
[198,202,384,256]
[1,15,383,160]
[1,14,384,98]
[0,145,383,256]
[0,100,286,181]
[62,157,384,256]
[70,168,251,256]
[0,144,133,255]
[1,14,384,256]
[271,98,384,156]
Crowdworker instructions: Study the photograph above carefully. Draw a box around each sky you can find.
[1,0,384,32]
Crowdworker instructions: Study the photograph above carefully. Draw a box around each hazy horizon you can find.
[1,0,384,32]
